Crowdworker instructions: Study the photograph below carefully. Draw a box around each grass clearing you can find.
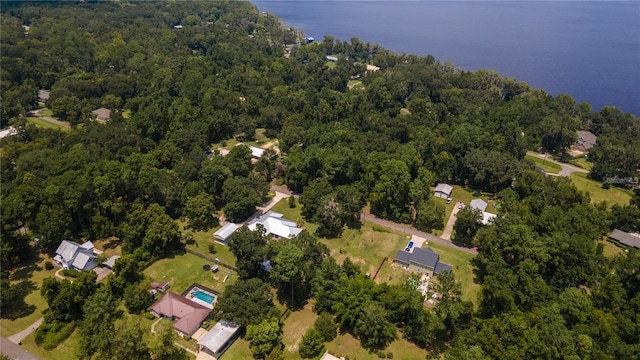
[525,154,562,173]
[347,79,364,90]
[568,156,593,170]
[569,172,632,207]
[424,240,480,306]
[144,252,237,295]
[270,198,319,235]
[1,251,59,337]
[326,331,427,360]
[19,329,82,360]
[177,219,237,266]
[40,109,54,117]
[601,240,625,258]
[282,303,318,358]
[221,337,254,360]
[26,117,67,130]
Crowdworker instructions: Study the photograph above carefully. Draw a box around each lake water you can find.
[252,1,640,116]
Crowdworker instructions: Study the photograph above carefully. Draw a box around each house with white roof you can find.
[469,198,496,225]
[54,240,97,271]
[197,320,240,358]
[247,211,302,239]
[213,223,239,245]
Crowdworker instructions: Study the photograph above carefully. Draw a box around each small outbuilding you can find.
[91,108,111,121]
[469,199,488,212]
[434,183,453,199]
[102,255,120,269]
[213,223,239,245]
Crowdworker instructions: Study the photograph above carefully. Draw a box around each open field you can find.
[569,172,632,207]
[144,252,237,295]
[26,117,68,130]
[1,251,58,338]
[525,154,562,173]
[282,303,319,358]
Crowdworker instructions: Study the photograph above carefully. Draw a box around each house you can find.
[480,211,497,225]
[150,281,170,293]
[102,255,120,269]
[575,130,597,152]
[197,320,240,358]
[609,229,640,250]
[0,127,18,140]
[249,146,266,158]
[148,292,211,336]
[469,199,488,212]
[395,247,452,277]
[247,211,303,239]
[53,240,97,271]
[38,89,50,100]
[320,351,345,360]
[213,223,239,245]
[434,183,453,199]
[326,55,338,62]
[91,108,111,121]
[365,64,380,72]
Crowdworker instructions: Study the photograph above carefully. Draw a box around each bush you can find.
[288,195,296,208]
[62,269,80,278]
[386,352,393,359]
[314,312,337,342]
[44,261,54,270]
[376,350,386,358]
[35,321,75,350]
[208,243,217,254]
[144,312,156,320]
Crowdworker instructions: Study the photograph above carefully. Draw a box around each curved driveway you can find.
[526,151,589,177]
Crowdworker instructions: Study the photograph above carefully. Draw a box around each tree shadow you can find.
[1,279,38,320]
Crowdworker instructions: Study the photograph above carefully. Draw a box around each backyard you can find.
[569,172,632,206]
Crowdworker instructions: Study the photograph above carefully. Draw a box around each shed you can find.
[91,108,111,121]
[434,183,453,199]
[470,199,488,212]
[197,320,240,358]
[213,223,239,245]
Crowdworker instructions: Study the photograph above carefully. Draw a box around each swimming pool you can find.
[193,290,215,304]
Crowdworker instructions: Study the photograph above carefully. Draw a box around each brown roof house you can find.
[149,292,211,336]
[91,108,111,121]
[575,130,597,152]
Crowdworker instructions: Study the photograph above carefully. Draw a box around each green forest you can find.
[1,1,639,359]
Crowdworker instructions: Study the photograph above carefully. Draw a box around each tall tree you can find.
[246,318,283,359]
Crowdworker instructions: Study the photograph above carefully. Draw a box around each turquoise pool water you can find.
[193,290,215,304]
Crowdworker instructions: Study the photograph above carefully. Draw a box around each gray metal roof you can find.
[434,183,453,196]
[610,229,640,249]
[213,223,239,242]
[103,255,120,268]
[470,199,488,211]
[55,240,81,263]
[198,320,240,354]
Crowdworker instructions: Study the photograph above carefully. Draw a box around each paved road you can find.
[6,318,43,345]
[361,212,478,255]
[1,337,40,360]
[31,109,70,128]
[526,151,588,177]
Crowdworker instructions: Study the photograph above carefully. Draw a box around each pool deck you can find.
[182,282,220,309]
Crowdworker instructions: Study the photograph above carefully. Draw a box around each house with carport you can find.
[197,320,240,359]
[54,240,97,271]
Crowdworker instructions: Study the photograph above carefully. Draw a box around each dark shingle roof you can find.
[434,262,452,274]
[610,229,640,249]
[410,247,439,269]
[395,250,411,264]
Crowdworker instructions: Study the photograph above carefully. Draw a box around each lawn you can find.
[40,109,54,117]
[347,79,364,90]
[177,219,237,267]
[525,154,562,174]
[1,251,59,338]
[326,331,427,360]
[569,172,632,207]
[568,156,594,171]
[281,303,319,358]
[144,252,237,296]
[423,241,480,306]
[270,197,319,235]
[432,185,498,237]
[210,128,275,151]
[600,240,625,258]
[221,337,254,360]
[19,329,82,360]
[26,117,67,130]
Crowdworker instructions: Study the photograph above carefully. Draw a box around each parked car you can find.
[446,197,452,204]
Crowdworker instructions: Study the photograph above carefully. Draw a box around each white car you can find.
[445,197,452,204]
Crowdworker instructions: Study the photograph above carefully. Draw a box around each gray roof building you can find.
[54,240,96,271]
[198,320,240,358]
[213,223,239,245]
[395,247,452,275]
[102,255,120,269]
[91,108,111,121]
[609,229,640,249]
[575,130,597,151]
[434,183,453,199]
[470,199,488,212]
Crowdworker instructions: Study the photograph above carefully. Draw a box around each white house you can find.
[213,223,239,245]
[54,240,97,271]
[247,211,302,239]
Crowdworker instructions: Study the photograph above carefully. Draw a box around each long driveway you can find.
[1,337,40,360]
[31,108,70,128]
[526,151,589,177]
[269,185,477,255]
